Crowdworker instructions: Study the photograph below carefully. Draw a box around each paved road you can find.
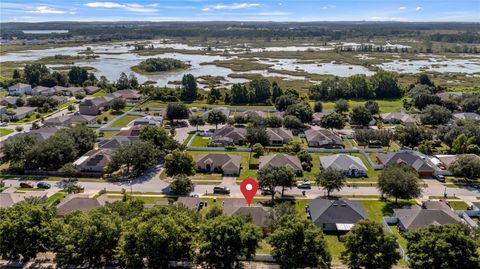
[4,176,479,199]
[0,101,78,142]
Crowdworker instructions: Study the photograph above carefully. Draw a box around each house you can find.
[51,95,69,105]
[211,126,247,146]
[43,115,72,127]
[32,86,55,96]
[56,194,112,217]
[105,90,142,102]
[308,199,368,232]
[177,197,202,211]
[377,152,436,177]
[195,153,242,176]
[393,201,462,232]
[8,83,31,95]
[63,87,85,96]
[452,112,480,121]
[7,106,36,121]
[116,125,144,137]
[84,86,100,95]
[238,110,267,119]
[266,127,293,145]
[131,115,163,127]
[201,107,230,120]
[79,97,109,115]
[98,136,138,150]
[0,188,48,208]
[73,149,112,172]
[259,154,302,174]
[320,154,368,177]
[435,154,480,170]
[304,128,343,148]
[70,114,96,125]
[381,112,417,125]
[436,92,462,101]
[0,97,19,107]
[311,112,331,126]
[223,198,270,228]
[30,126,64,140]
[43,114,96,127]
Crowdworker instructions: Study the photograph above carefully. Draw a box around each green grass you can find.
[91,89,107,97]
[0,128,13,137]
[183,133,194,146]
[191,136,210,147]
[15,187,45,192]
[448,201,469,210]
[99,131,119,138]
[256,240,273,255]
[324,234,346,262]
[47,192,66,206]
[361,199,416,222]
[390,225,408,250]
[316,99,404,113]
[110,115,141,128]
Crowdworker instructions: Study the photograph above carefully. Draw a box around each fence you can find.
[23,170,103,178]
[359,150,384,170]
[382,217,409,262]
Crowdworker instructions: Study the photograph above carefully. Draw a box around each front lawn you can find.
[448,201,469,210]
[110,115,141,128]
[191,136,210,147]
[47,192,66,206]
[0,128,13,137]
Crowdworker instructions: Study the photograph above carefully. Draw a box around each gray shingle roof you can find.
[320,154,367,172]
[308,199,367,225]
[223,198,269,227]
[259,154,302,171]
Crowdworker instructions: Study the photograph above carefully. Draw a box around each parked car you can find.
[0,122,8,127]
[20,182,34,188]
[37,182,51,189]
[261,187,273,196]
[435,174,445,182]
[213,186,230,194]
[297,182,312,189]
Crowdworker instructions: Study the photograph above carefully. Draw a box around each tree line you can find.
[1,195,479,268]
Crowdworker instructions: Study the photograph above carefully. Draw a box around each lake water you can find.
[377,58,480,74]
[22,30,69,34]
[1,39,479,87]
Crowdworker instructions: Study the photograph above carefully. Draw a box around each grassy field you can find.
[183,133,194,146]
[47,192,66,206]
[99,131,119,138]
[324,234,346,262]
[448,201,469,210]
[361,199,416,222]
[110,115,141,128]
[191,136,210,147]
[0,128,13,137]
[313,99,404,113]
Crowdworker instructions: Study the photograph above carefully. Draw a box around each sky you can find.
[1,0,479,23]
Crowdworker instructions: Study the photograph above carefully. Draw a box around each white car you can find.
[0,123,8,127]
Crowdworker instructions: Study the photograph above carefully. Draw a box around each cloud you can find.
[415,6,422,11]
[368,16,405,21]
[84,2,158,13]
[322,4,336,9]
[202,3,260,12]
[399,7,406,10]
[27,6,66,14]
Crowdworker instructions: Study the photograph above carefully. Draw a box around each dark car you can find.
[37,182,51,189]
[213,186,230,194]
[20,182,34,188]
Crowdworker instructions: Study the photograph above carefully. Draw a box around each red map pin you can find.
[240,178,258,206]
